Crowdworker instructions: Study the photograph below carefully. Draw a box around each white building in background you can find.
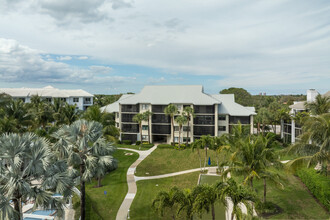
[282,89,330,144]
[101,85,256,144]
[0,85,93,110]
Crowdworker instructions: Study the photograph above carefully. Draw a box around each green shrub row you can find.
[297,168,330,210]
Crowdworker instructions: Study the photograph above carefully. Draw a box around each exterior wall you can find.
[119,103,255,143]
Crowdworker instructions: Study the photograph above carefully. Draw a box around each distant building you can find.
[101,85,256,143]
[0,85,93,110]
[282,89,329,143]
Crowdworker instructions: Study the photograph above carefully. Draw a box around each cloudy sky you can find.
[0,0,329,95]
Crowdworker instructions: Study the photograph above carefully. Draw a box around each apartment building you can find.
[101,85,256,143]
[0,85,93,110]
[281,89,330,143]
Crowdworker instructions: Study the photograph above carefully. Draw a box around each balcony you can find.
[83,101,92,105]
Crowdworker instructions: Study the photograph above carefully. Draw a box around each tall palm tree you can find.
[287,113,330,174]
[0,92,11,108]
[200,135,214,171]
[193,184,218,220]
[216,179,256,220]
[143,110,153,143]
[0,133,74,220]
[152,187,185,220]
[183,106,195,145]
[164,104,178,145]
[259,170,283,203]
[305,94,330,115]
[133,113,144,143]
[256,107,270,135]
[52,120,115,220]
[174,114,188,149]
[192,139,203,172]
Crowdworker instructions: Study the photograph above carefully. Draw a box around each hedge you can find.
[157,144,173,149]
[297,168,330,210]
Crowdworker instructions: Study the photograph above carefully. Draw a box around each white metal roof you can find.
[289,101,306,110]
[0,86,93,98]
[212,94,256,116]
[100,94,133,113]
[119,85,220,105]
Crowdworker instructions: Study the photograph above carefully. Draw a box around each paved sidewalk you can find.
[116,145,157,220]
[135,166,217,181]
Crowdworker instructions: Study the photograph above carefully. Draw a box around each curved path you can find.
[116,145,158,220]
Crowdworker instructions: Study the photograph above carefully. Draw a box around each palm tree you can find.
[0,92,11,108]
[94,153,117,187]
[213,135,230,170]
[259,170,283,203]
[201,135,214,171]
[183,106,195,145]
[152,187,185,220]
[192,139,203,172]
[133,113,144,143]
[174,114,188,149]
[193,184,218,220]
[216,179,256,220]
[287,113,330,174]
[305,94,330,115]
[143,110,153,143]
[62,103,82,124]
[52,120,115,220]
[164,104,178,145]
[277,107,290,135]
[177,188,194,220]
[0,133,74,220]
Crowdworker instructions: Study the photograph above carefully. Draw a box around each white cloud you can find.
[77,56,88,60]
[0,0,329,93]
[57,55,72,61]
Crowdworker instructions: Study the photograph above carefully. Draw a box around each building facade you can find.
[101,85,256,143]
[0,85,93,110]
[281,89,329,143]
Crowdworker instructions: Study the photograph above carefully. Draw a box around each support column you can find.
[280,119,284,139]
[214,105,218,137]
[250,115,254,134]
[291,120,295,144]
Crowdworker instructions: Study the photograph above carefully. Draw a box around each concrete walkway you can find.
[116,145,157,220]
[135,166,218,181]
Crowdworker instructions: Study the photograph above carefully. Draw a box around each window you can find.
[174,126,179,131]
[218,126,226,131]
[183,126,190,132]
[175,104,182,110]
[142,135,148,141]
[19,98,25,102]
[85,98,91,101]
[183,137,190,142]
[174,137,179,142]
[194,115,215,125]
[141,104,149,110]
[142,125,148,130]
[73,97,79,102]
[116,123,119,128]
[229,116,250,124]
[45,98,52,103]
[218,115,226,121]
[116,113,119,118]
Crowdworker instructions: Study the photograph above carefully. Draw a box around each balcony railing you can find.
[84,101,92,105]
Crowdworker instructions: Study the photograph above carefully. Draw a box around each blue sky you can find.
[0,0,329,95]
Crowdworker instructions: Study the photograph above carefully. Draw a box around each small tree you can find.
[183,106,195,145]
[133,113,144,143]
[192,139,203,172]
[164,104,178,145]
[175,114,188,149]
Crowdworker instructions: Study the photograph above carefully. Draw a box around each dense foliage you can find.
[297,169,330,210]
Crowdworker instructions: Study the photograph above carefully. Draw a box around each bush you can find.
[135,141,141,145]
[122,140,132,145]
[142,143,154,148]
[297,168,330,210]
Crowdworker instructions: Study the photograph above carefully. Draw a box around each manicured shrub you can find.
[142,143,154,148]
[135,141,141,145]
[297,168,330,210]
[122,140,132,145]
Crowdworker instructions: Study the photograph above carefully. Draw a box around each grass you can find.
[232,169,329,219]
[199,175,226,220]
[130,172,200,220]
[115,143,154,151]
[135,147,219,176]
[73,149,139,220]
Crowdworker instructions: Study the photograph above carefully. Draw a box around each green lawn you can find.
[232,170,329,219]
[115,143,154,151]
[130,172,200,220]
[73,149,139,220]
[199,175,226,220]
[135,148,218,176]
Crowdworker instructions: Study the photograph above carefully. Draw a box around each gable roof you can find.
[211,94,256,116]
[100,94,133,113]
[119,85,220,105]
[0,86,93,97]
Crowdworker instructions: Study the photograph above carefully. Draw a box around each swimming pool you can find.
[23,209,56,220]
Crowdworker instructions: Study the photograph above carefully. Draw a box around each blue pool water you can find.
[23,209,56,220]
